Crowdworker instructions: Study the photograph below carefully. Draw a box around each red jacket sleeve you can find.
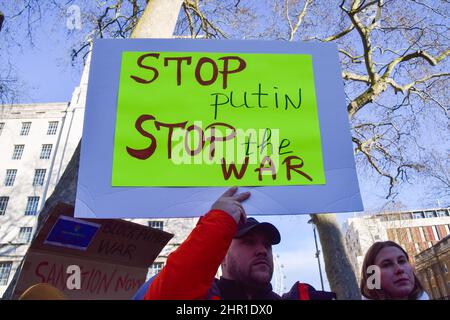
[144,209,237,300]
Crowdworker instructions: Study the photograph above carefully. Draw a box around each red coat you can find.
[145,209,236,300]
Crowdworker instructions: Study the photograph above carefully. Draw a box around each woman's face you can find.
[375,246,415,299]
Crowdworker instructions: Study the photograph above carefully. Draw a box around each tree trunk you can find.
[131,0,183,38]
[3,0,184,300]
[310,213,361,299]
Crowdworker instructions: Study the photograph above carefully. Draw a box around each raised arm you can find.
[144,187,250,300]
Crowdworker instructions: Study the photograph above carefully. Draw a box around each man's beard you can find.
[228,258,273,289]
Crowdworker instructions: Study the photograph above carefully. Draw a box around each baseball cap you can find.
[234,217,281,245]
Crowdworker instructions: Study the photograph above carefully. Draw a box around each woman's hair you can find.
[360,241,424,300]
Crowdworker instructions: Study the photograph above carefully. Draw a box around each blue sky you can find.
[1,2,447,294]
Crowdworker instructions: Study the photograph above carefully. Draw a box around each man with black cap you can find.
[138,187,334,300]
[211,217,281,299]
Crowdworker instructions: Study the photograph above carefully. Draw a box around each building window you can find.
[32,169,46,186]
[443,263,448,274]
[425,211,436,219]
[0,197,9,215]
[412,212,424,219]
[20,122,31,136]
[388,214,400,221]
[0,262,13,285]
[445,225,450,235]
[40,144,53,159]
[4,169,17,187]
[47,121,58,135]
[25,197,40,216]
[12,145,25,160]
[401,213,412,220]
[437,210,449,217]
[146,262,164,281]
[148,220,164,231]
[0,122,4,136]
[149,262,164,277]
[18,227,33,243]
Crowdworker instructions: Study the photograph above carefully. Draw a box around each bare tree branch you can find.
[339,49,364,63]
[182,1,195,37]
[183,0,228,38]
[386,72,450,95]
[353,136,396,197]
[286,0,311,41]
[343,71,371,83]
[382,49,450,79]
[345,0,380,85]
[408,0,449,18]
[321,25,355,42]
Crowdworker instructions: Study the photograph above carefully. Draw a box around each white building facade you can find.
[0,100,86,297]
[0,62,89,297]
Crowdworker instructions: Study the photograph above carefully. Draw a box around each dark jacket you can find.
[207,277,281,300]
[134,276,335,300]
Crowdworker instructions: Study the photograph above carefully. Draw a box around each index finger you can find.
[220,186,238,198]
[233,191,251,202]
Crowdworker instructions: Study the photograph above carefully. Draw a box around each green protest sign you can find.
[112,51,325,186]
